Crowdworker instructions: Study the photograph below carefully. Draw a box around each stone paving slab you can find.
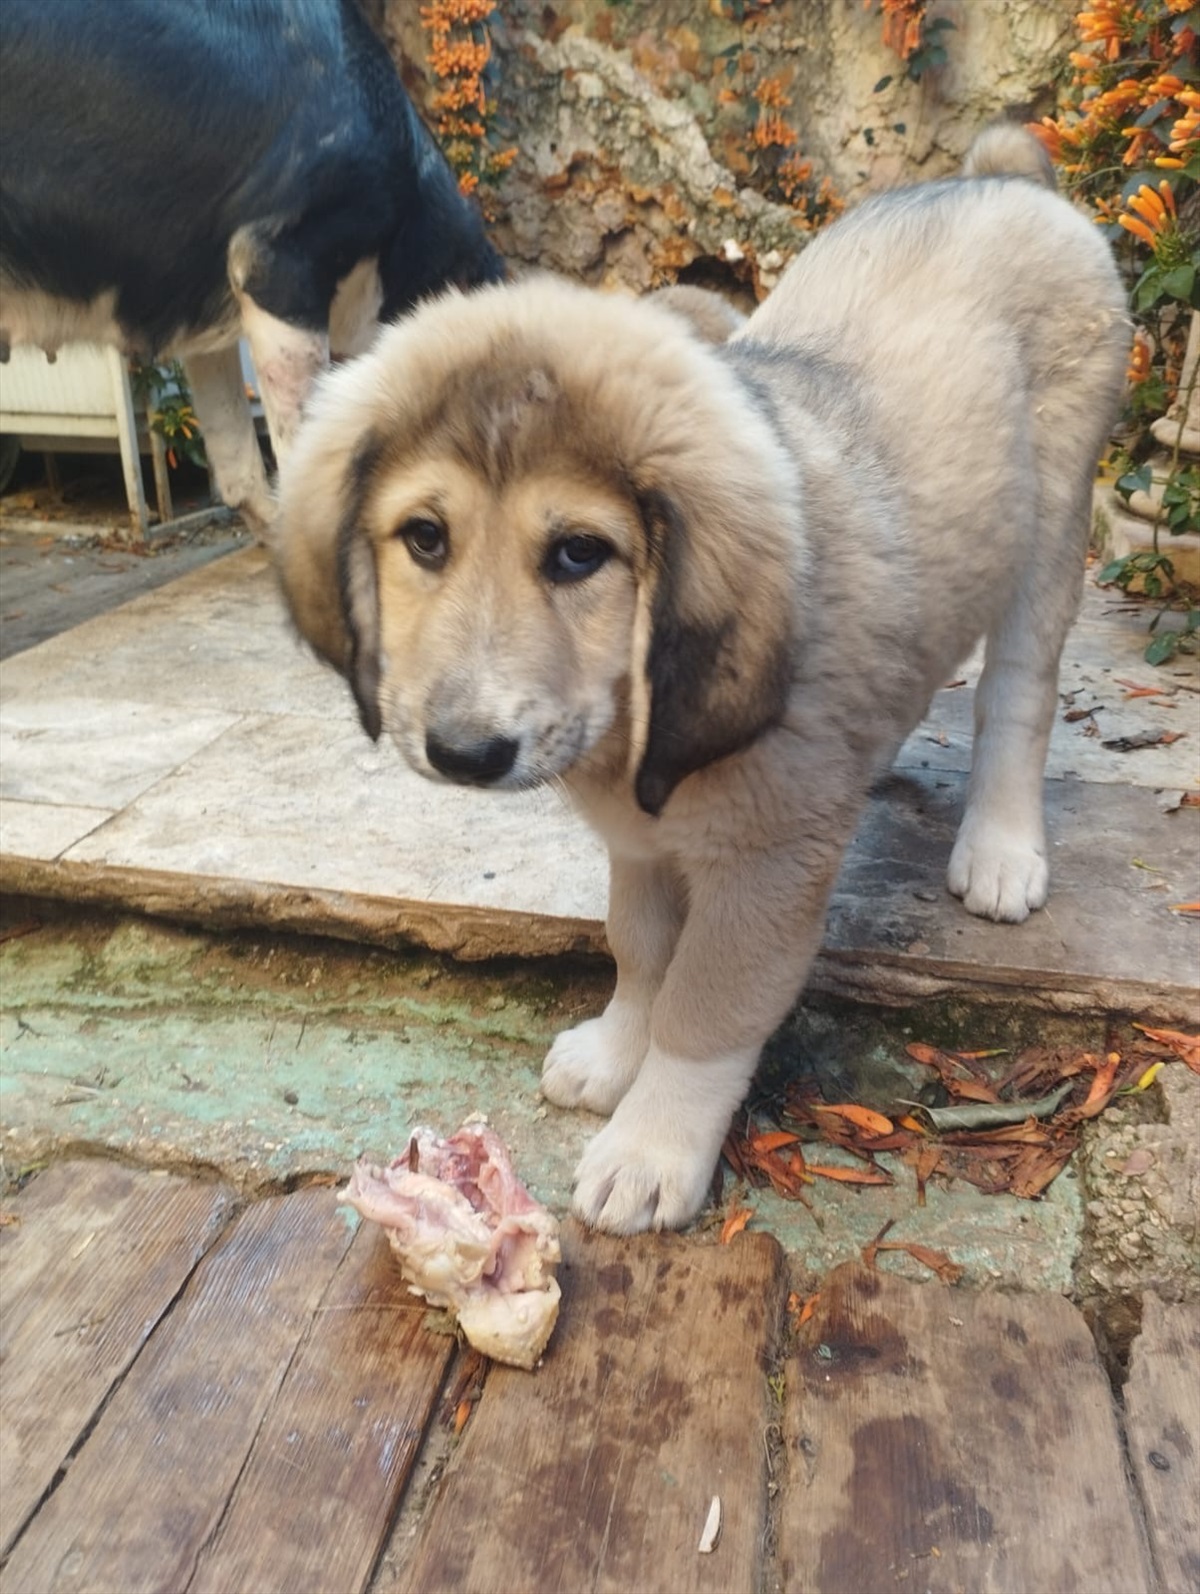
[1,548,1197,1018]
[0,517,247,661]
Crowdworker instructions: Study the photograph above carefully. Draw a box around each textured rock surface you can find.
[1079,1060,1200,1301]
[378,0,1075,292]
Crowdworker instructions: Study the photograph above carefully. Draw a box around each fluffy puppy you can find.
[273,129,1128,1234]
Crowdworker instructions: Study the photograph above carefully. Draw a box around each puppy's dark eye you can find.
[544,534,612,584]
[397,517,448,570]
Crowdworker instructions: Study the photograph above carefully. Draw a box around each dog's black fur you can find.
[0,0,502,356]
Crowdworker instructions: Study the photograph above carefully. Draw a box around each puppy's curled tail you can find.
[962,124,1056,190]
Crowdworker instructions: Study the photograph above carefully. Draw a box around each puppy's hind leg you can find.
[948,474,1092,922]
[542,855,684,1116]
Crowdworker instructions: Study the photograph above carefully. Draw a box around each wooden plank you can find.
[779,1263,1155,1594]
[1124,1293,1200,1594]
[1,1188,354,1594]
[188,1222,455,1594]
[399,1222,787,1594]
[0,1160,235,1556]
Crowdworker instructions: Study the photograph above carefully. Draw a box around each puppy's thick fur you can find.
[275,130,1128,1234]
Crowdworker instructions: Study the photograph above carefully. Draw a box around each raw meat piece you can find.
[340,1122,561,1369]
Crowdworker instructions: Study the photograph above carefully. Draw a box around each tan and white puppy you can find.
[273,128,1128,1235]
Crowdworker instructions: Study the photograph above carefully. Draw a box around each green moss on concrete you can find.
[1,906,1102,1289]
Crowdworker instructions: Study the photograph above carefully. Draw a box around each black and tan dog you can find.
[0,0,501,531]
[274,128,1128,1234]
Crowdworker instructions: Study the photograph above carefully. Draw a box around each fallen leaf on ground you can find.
[1007,1144,1074,1200]
[1102,730,1185,750]
[912,1143,942,1207]
[905,1041,958,1075]
[1114,677,1176,699]
[1073,1053,1121,1119]
[750,1129,801,1154]
[805,1163,894,1185]
[1132,1024,1200,1072]
[797,1292,820,1326]
[862,1220,964,1284]
[736,1031,1158,1210]
[810,1103,894,1137]
[1133,1060,1164,1091]
[907,1080,1073,1132]
[960,1120,1055,1146]
[720,1205,753,1244]
[904,1041,998,1099]
[1168,902,1200,917]
[942,1077,1003,1104]
[996,1046,1093,1098]
[723,1125,814,1206]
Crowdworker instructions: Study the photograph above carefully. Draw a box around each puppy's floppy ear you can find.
[633,485,793,815]
[273,431,385,739]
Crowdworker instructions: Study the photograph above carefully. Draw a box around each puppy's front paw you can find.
[540,1005,647,1116]
[572,1114,715,1234]
[947,824,1048,923]
[570,1049,754,1234]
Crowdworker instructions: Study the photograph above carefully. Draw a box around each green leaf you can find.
[1133,97,1172,129]
[1097,557,1132,586]
[1144,631,1179,666]
[1158,263,1197,304]
[873,74,893,93]
[1133,267,1165,313]
[1116,463,1153,501]
[924,16,956,30]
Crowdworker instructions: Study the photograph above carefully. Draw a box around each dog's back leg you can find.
[947,497,1085,922]
[227,225,331,469]
[949,291,1126,923]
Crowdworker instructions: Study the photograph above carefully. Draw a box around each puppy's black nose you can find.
[425,730,519,785]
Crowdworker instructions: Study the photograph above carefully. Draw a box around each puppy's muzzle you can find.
[424,729,519,786]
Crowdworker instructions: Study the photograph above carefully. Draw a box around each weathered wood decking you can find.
[1,1162,1195,1593]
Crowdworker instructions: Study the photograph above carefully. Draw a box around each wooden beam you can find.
[398,1222,787,1594]
[778,1263,1155,1593]
[1124,1292,1200,1594]
[0,1161,235,1557]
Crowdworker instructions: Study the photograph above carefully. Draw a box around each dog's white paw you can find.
[947,824,1048,923]
[569,1049,753,1234]
[572,1113,716,1234]
[540,1006,647,1116]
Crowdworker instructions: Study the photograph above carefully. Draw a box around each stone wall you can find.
[377,0,1075,298]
